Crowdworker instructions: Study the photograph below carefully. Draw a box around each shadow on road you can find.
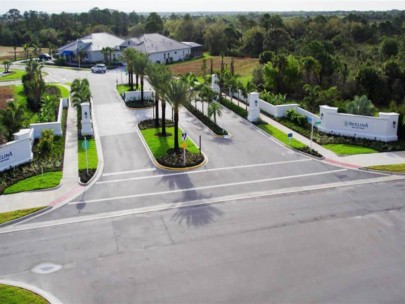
[159,171,224,227]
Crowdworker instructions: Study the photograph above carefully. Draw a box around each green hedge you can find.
[219,97,248,118]
[183,103,228,135]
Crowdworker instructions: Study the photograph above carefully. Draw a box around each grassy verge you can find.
[323,144,378,155]
[141,127,199,158]
[3,171,62,194]
[0,207,46,225]
[367,163,405,173]
[0,283,48,303]
[117,84,142,95]
[53,84,70,98]
[258,124,306,149]
[0,69,25,82]
[78,138,98,170]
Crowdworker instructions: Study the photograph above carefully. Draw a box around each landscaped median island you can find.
[139,119,205,168]
[72,78,99,183]
[78,138,98,183]
[0,69,25,82]
[0,283,48,303]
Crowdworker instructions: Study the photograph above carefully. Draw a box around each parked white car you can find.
[91,64,107,73]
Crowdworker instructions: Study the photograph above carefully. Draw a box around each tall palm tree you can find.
[22,59,45,112]
[133,51,150,103]
[0,102,26,141]
[22,43,30,59]
[71,78,91,108]
[165,79,192,152]
[208,101,223,124]
[120,48,136,91]
[146,63,172,129]
[198,84,216,115]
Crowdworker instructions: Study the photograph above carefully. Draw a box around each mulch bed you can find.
[158,148,204,168]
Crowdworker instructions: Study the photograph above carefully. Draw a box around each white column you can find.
[247,92,260,123]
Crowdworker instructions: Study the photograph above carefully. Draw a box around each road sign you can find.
[315,121,321,126]
[288,133,293,138]
[182,142,187,149]
[182,132,187,141]
[307,117,312,123]
[81,140,90,151]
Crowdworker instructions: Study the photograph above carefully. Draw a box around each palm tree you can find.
[0,102,26,141]
[239,80,256,110]
[345,95,375,116]
[165,79,192,152]
[198,84,216,115]
[208,101,223,124]
[120,48,136,91]
[22,43,30,59]
[71,78,91,108]
[146,63,172,129]
[133,51,150,103]
[22,59,45,112]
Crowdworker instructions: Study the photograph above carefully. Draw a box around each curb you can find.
[0,280,63,304]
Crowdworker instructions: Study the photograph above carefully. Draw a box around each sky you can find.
[0,0,404,14]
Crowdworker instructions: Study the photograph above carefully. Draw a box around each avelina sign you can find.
[344,121,369,130]
[0,151,13,163]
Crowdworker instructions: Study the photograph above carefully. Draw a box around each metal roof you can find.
[121,33,192,55]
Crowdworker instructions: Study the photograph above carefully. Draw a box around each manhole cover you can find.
[32,263,62,274]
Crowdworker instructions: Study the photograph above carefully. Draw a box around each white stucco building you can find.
[58,32,124,64]
[120,33,200,64]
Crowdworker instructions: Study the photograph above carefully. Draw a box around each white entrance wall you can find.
[318,105,399,142]
[123,90,154,102]
[0,128,33,172]
[0,98,69,172]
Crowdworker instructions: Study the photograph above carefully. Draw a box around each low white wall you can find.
[0,129,33,172]
[318,105,399,142]
[0,98,69,172]
[30,98,67,139]
[124,90,154,102]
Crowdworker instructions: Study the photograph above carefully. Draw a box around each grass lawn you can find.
[78,138,98,170]
[117,84,142,95]
[367,163,405,173]
[0,283,48,303]
[323,144,378,155]
[0,207,46,225]
[53,84,70,98]
[141,127,200,158]
[0,69,25,82]
[258,124,306,149]
[3,171,62,194]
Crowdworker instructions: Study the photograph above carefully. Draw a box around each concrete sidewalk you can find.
[0,100,84,213]
[224,95,405,169]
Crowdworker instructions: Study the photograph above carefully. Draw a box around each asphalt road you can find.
[1,65,405,303]
[1,180,405,303]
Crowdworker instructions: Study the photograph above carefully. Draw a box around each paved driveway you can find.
[26,67,393,223]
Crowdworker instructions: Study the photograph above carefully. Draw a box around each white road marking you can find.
[97,159,312,184]
[76,169,347,205]
[103,168,157,176]
[1,174,403,234]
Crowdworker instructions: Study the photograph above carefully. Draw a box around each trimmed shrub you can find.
[183,103,228,135]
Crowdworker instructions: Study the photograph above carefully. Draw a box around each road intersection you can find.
[1,66,405,303]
